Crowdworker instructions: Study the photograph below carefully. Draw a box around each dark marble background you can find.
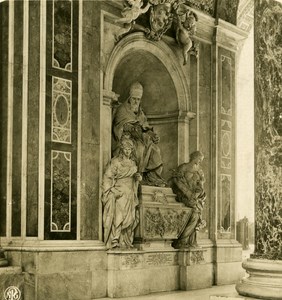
[254,0,282,260]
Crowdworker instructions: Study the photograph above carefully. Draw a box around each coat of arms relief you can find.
[115,0,199,65]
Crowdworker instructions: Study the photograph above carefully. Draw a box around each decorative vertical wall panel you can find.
[52,0,72,71]
[51,150,71,232]
[0,1,9,236]
[52,77,72,143]
[219,174,231,233]
[221,55,232,116]
[26,0,40,236]
[45,0,78,240]
[218,48,235,239]
[221,120,231,169]
[12,1,23,236]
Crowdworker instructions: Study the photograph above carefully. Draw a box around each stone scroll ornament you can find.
[114,0,199,64]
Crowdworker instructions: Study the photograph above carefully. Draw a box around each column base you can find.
[236,258,282,300]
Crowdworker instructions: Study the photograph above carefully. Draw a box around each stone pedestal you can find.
[107,249,179,298]
[134,185,192,250]
[236,259,282,300]
[179,248,213,290]
[214,240,245,285]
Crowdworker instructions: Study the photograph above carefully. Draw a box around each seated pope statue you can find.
[112,82,166,187]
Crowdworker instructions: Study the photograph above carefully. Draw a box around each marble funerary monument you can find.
[2,1,281,300]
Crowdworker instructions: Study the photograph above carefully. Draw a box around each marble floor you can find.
[100,284,260,300]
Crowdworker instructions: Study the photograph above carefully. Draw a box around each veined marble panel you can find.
[219,174,231,234]
[254,0,282,260]
[185,0,215,16]
[51,150,71,232]
[221,55,232,116]
[52,0,72,71]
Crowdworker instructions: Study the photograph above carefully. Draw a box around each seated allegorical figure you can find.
[101,137,142,249]
[170,151,206,248]
[112,81,167,187]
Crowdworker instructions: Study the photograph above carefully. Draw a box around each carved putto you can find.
[115,0,198,63]
[175,7,198,64]
[115,0,152,41]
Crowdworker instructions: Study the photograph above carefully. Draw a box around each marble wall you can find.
[0,1,249,298]
[254,0,282,260]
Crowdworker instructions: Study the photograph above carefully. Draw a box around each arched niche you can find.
[104,33,192,179]
[113,49,178,114]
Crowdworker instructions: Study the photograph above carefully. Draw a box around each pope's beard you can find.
[130,103,140,114]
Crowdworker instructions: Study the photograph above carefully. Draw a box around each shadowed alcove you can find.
[112,49,180,180]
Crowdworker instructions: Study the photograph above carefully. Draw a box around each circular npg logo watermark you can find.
[4,286,21,300]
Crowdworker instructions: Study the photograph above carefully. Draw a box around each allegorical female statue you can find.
[102,137,142,249]
[170,151,206,248]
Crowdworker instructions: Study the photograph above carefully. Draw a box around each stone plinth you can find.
[236,259,282,300]
[3,244,108,300]
[134,185,192,250]
[107,249,179,298]
[179,248,213,290]
[214,240,244,285]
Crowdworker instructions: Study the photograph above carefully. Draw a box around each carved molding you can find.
[103,89,119,106]
[147,110,196,125]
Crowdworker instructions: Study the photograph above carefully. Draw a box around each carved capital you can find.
[178,110,196,122]
[103,89,119,106]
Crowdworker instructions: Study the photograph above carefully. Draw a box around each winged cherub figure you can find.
[176,9,198,65]
[115,0,152,41]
